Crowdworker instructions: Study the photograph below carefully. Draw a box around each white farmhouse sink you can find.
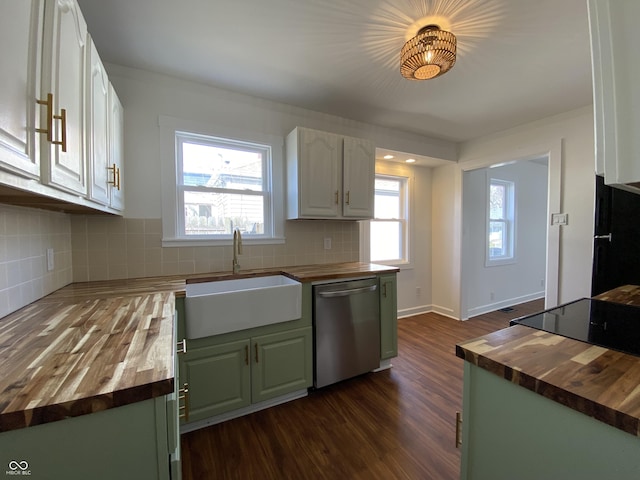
[184,275,302,339]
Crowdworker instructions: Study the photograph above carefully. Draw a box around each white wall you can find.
[103,64,456,313]
[462,161,547,318]
[432,106,595,319]
[364,161,435,317]
[106,64,456,219]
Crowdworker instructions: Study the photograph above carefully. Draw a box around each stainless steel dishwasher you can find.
[313,277,380,388]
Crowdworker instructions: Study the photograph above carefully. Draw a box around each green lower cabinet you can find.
[379,273,398,359]
[180,326,312,423]
[0,396,178,480]
[461,362,640,479]
[179,339,251,423]
[251,327,313,403]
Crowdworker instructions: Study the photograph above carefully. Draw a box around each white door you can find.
[108,83,124,211]
[298,128,340,218]
[0,0,43,178]
[342,136,375,218]
[87,38,109,205]
[42,0,88,195]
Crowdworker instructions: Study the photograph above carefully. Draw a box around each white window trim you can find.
[485,176,516,267]
[159,115,285,247]
[360,164,413,269]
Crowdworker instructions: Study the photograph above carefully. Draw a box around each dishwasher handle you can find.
[317,284,377,298]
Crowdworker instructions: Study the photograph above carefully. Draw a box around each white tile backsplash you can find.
[71,217,360,282]
[0,205,72,318]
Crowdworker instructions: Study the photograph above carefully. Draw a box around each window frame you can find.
[176,131,272,239]
[486,177,516,266]
[362,172,411,267]
[159,116,285,247]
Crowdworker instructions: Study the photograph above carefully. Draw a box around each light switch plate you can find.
[324,237,331,250]
[551,213,568,226]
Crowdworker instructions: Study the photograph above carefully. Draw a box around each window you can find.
[370,175,409,263]
[177,132,271,237]
[160,116,285,246]
[487,178,515,264]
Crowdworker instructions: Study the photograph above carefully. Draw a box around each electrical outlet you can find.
[490,292,495,301]
[46,248,54,271]
[416,286,421,298]
[324,237,331,250]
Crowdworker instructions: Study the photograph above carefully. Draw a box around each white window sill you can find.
[162,236,286,247]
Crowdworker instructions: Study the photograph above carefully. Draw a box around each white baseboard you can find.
[464,291,544,320]
[179,389,308,434]
[373,358,393,371]
[398,304,432,318]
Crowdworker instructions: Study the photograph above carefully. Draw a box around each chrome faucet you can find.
[232,228,243,274]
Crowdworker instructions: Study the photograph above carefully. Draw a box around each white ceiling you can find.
[76,0,593,147]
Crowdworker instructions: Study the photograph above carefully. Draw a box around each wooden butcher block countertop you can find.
[457,285,640,437]
[0,262,397,432]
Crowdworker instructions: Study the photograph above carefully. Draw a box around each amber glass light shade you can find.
[400,25,456,80]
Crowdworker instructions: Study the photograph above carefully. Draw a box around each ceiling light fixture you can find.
[400,24,456,80]
[406,158,416,163]
[383,154,394,159]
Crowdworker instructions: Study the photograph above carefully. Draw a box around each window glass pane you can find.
[184,191,264,235]
[489,221,505,258]
[489,184,505,219]
[371,221,401,261]
[374,178,400,219]
[182,142,263,192]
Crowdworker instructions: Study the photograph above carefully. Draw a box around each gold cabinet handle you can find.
[36,94,66,151]
[455,411,463,448]
[383,282,388,298]
[177,338,187,354]
[335,190,339,205]
[108,164,121,190]
[36,93,54,142]
[255,343,259,363]
[178,383,189,422]
[346,190,350,205]
[245,345,249,366]
[53,108,67,152]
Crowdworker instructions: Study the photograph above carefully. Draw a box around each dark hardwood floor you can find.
[181,299,545,479]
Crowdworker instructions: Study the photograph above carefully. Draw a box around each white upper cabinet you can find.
[0,0,43,178]
[108,83,124,211]
[342,135,375,219]
[86,38,109,206]
[588,0,640,192]
[0,0,124,213]
[41,0,88,195]
[286,127,375,220]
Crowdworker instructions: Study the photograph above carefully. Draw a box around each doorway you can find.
[460,155,553,319]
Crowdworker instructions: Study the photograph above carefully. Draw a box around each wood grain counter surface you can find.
[0,262,397,432]
[456,290,640,437]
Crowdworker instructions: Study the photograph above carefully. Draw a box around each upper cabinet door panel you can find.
[0,0,43,178]
[87,38,109,206]
[342,136,375,219]
[298,128,340,218]
[588,0,640,191]
[108,83,124,211]
[42,0,88,195]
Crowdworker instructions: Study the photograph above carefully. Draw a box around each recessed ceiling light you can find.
[406,158,416,163]
[383,154,394,159]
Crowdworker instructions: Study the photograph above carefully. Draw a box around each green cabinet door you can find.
[179,339,251,423]
[251,326,313,403]
[379,273,398,359]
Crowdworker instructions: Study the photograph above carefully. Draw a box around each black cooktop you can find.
[510,298,640,357]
